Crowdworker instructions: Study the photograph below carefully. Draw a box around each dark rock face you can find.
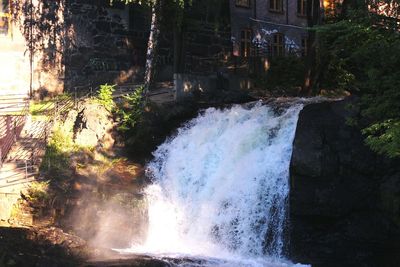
[289,99,400,267]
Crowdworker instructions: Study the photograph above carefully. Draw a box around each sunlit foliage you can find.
[97,84,116,112]
[117,86,145,131]
[317,12,400,157]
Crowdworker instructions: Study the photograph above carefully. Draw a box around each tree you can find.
[117,0,163,96]
[143,0,163,95]
[300,0,323,95]
[117,0,190,97]
[316,6,400,157]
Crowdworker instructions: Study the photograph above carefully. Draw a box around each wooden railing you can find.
[0,94,30,115]
[0,92,75,170]
[1,84,142,174]
[0,95,29,167]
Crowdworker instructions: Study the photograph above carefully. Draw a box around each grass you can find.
[29,100,54,121]
[40,121,76,176]
[29,100,54,116]
[29,93,73,120]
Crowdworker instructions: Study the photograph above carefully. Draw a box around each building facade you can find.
[0,0,151,98]
[1,0,233,98]
[230,0,311,60]
[0,0,31,96]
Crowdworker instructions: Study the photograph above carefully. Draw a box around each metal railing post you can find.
[31,146,34,167]
[13,119,17,142]
[74,87,77,108]
[53,100,56,120]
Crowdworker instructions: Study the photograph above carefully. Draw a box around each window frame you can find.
[240,28,253,57]
[297,0,307,16]
[235,0,251,8]
[271,33,284,57]
[269,0,283,13]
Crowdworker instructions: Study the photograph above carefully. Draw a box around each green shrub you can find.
[363,120,400,158]
[117,86,145,131]
[25,181,50,205]
[317,15,400,157]
[97,84,115,112]
[41,123,75,175]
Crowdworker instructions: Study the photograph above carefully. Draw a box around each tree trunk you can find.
[143,0,163,96]
[300,0,322,96]
[173,27,185,74]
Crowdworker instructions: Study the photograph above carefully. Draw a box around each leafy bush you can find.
[25,181,50,205]
[363,120,400,158]
[117,86,145,131]
[97,84,115,112]
[317,14,400,157]
[41,123,75,175]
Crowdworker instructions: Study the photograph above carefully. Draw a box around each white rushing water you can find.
[125,102,308,267]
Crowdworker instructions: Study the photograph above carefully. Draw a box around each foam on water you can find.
[124,102,308,267]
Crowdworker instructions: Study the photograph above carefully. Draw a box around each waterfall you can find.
[127,102,307,267]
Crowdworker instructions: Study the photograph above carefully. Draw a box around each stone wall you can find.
[65,0,233,88]
[5,0,148,97]
[64,1,150,90]
[290,98,400,267]
[5,0,233,95]
[182,0,232,75]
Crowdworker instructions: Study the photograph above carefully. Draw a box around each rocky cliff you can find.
[289,99,400,267]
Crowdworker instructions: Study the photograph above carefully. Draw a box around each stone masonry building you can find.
[1,0,234,98]
[0,0,151,98]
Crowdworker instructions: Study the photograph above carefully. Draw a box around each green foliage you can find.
[30,94,72,119]
[363,120,400,158]
[117,86,145,131]
[97,84,115,112]
[25,181,50,205]
[41,123,75,175]
[317,13,400,157]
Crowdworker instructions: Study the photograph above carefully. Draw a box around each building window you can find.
[236,0,250,8]
[297,0,307,16]
[0,0,11,36]
[272,33,284,56]
[240,29,252,57]
[301,37,308,56]
[270,0,283,12]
